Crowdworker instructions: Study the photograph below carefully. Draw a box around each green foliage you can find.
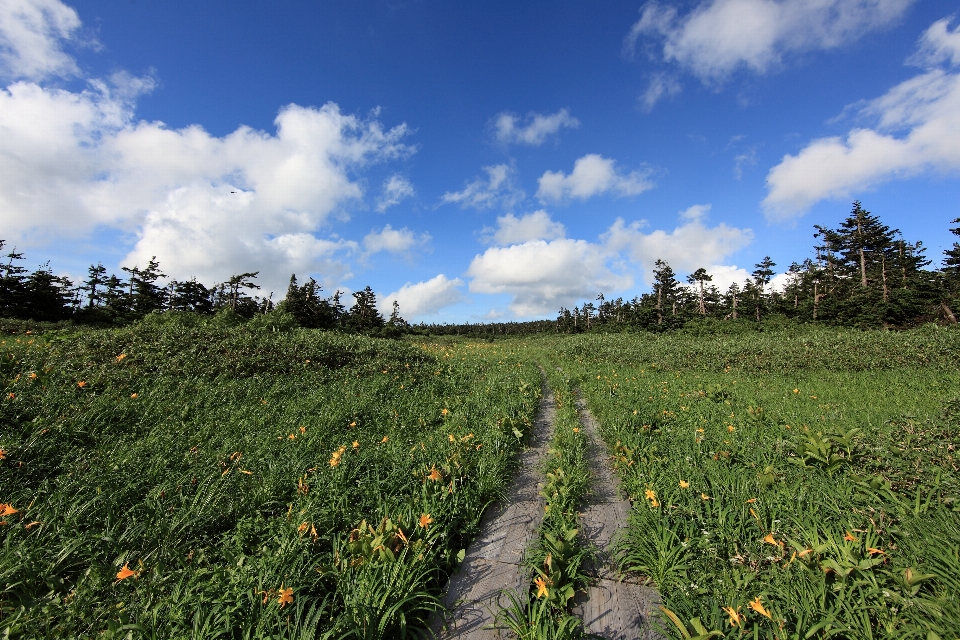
[0,326,542,638]
[551,327,960,638]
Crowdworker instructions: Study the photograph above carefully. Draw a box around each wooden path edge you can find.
[571,393,666,640]
[428,376,556,639]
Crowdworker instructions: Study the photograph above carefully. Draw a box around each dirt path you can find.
[429,379,555,639]
[572,394,664,640]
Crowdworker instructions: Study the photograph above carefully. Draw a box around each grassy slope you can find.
[0,322,541,638]
[548,326,960,638]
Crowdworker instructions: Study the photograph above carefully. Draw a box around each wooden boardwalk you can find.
[429,383,555,639]
[572,395,664,640]
[430,381,663,639]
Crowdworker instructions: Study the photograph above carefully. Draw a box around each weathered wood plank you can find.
[429,384,555,639]
[575,395,666,639]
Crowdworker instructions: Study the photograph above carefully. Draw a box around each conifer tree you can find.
[388,300,409,328]
[687,267,712,315]
[652,259,678,325]
[751,256,776,321]
[0,241,28,317]
[82,263,107,308]
[347,286,385,330]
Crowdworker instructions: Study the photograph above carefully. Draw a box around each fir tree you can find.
[652,259,678,326]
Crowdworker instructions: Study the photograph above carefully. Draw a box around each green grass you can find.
[549,327,960,638]
[495,361,593,639]
[4,321,959,638]
[0,320,541,638]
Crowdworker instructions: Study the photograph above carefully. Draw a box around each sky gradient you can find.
[2,0,959,321]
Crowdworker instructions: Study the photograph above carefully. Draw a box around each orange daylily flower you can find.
[419,513,433,529]
[763,533,781,546]
[448,434,455,442]
[727,425,735,432]
[77,381,87,388]
[130,393,138,399]
[573,427,580,433]
[723,606,743,627]
[299,426,306,434]
[793,388,799,393]
[7,393,14,400]
[116,354,127,363]
[750,508,760,521]
[867,547,885,556]
[329,446,346,467]
[745,498,757,503]
[843,532,858,542]
[116,563,137,580]
[297,523,308,534]
[679,480,690,488]
[0,504,18,516]
[749,596,772,619]
[534,576,549,598]
[380,436,389,443]
[349,421,356,427]
[701,493,710,500]
[278,586,293,608]
[0,450,6,459]
[352,441,359,449]
[441,408,449,416]
[427,466,442,481]
[28,372,37,380]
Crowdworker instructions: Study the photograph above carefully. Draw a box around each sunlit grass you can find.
[552,327,960,638]
[0,319,541,638]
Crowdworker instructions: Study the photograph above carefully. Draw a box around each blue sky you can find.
[2,0,959,321]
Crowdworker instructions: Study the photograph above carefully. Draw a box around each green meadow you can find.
[0,317,540,638]
[549,328,960,639]
[2,318,959,638]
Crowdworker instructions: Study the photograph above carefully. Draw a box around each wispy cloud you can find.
[492,108,580,146]
[441,163,525,210]
[763,17,960,219]
[626,0,914,83]
[537,154,654,203]
[375,174,414,212]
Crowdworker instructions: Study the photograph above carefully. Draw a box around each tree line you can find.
[555,202,960,333]
[2,201,959,335]
[0,249,406,334]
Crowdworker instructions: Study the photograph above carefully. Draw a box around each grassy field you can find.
[2,320,959,638]
[549,327,960,638]
[0,316,541,638]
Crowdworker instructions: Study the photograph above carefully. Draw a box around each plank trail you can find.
[429,381,555,639]
[572,394,665,640]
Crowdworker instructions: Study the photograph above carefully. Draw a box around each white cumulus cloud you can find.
[481,210,566,246]
[379,274,464,319]
[536,154,654,203]
[441,164,524,210]
[467,239,631,317]
[466,205,752,316]
[0,0,83,81]
[627,0,913,83]
[375,174,414,212]
[362,224,430,255]
[763,17,960,219]
[0,0,416,296]
[492,108,580,146]
[602,204,754,283]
